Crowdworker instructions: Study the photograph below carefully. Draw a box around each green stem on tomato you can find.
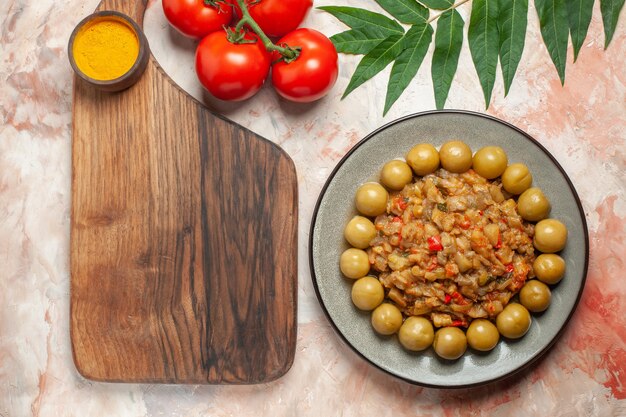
[234,0,299,60]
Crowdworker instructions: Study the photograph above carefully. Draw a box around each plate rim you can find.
[308,109,590,389]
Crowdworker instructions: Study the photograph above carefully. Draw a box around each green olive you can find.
[502,163,533,195]
[520,280,551,312]
[380,160,413,191]
[340,248,370,279]
[439,140,473,173]
[398,316,434,351]
[406,144,440,176]
[496,303,531,339]
[472,146,508,179]
[533,254,566,284]
[466,319,500,351]
[351,277,384,311]
[371,303,403,335]
[433,327,467,360]
[534,219,568,253]
[344,216,377,249]
[355,182,389,217]
[517,187,551,221]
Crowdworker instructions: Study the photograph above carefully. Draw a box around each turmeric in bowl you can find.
[72,16,140,81]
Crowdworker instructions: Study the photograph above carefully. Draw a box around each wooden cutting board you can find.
[70,0,298,384]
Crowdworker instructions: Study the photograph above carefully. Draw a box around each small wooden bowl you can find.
[68,11,150,92]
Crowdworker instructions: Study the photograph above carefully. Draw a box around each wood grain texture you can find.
[70,0,298,384]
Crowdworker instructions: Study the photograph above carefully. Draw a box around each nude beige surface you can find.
[1,0,625,415]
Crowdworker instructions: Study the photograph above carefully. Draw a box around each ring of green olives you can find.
[496,303,531,339]
[502,163,533,195]
[380,160,413,191]
[520,280,551,312]
[406,143,440,176]
[534,219,568,253]
[339,141,571,359]
[371,303,403,335]
[351,277,384,311]
[344,216,377,249]
[466,319,500,351]
[355,182,388,217]
[340,248,370,279]
[439,140,473,173]
[433,327,467,360]
[472,146,508,179]
[517,187,551,222]
[398,316,434,351]
[533,254,566,284]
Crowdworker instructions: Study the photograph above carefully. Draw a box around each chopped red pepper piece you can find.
[451,291,469,305]
[392,216,403,223]
[427,235,443,251]
[495,234,502,249]
[451,320,466,327]
[396,197,408,211]
[505,263,514,273]
[444,294,451,304]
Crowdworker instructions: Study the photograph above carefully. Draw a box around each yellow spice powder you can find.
[73,17,139,81]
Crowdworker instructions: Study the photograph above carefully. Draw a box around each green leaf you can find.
[318,6,404,39]
[498,0,528,95]
[535,0,569,85]
[468,0,500,108]
[419,0,454,10]
[374,0,429,24]
[600,0,626,48]
[566,0,594,61]
[342,35,406,99]
[330,30,388,54]
[384,22,434,115]
[431,10,464,109]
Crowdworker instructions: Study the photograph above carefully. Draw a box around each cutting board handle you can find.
[97,0,147,27]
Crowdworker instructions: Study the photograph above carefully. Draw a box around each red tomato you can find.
[195,30,270,101]
[231,0,312,38]
[163,0,233,39]
[271,29,338,103]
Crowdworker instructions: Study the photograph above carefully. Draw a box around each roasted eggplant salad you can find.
[340,141,567,360]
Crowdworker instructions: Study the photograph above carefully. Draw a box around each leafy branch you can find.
[321,0,625,115]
